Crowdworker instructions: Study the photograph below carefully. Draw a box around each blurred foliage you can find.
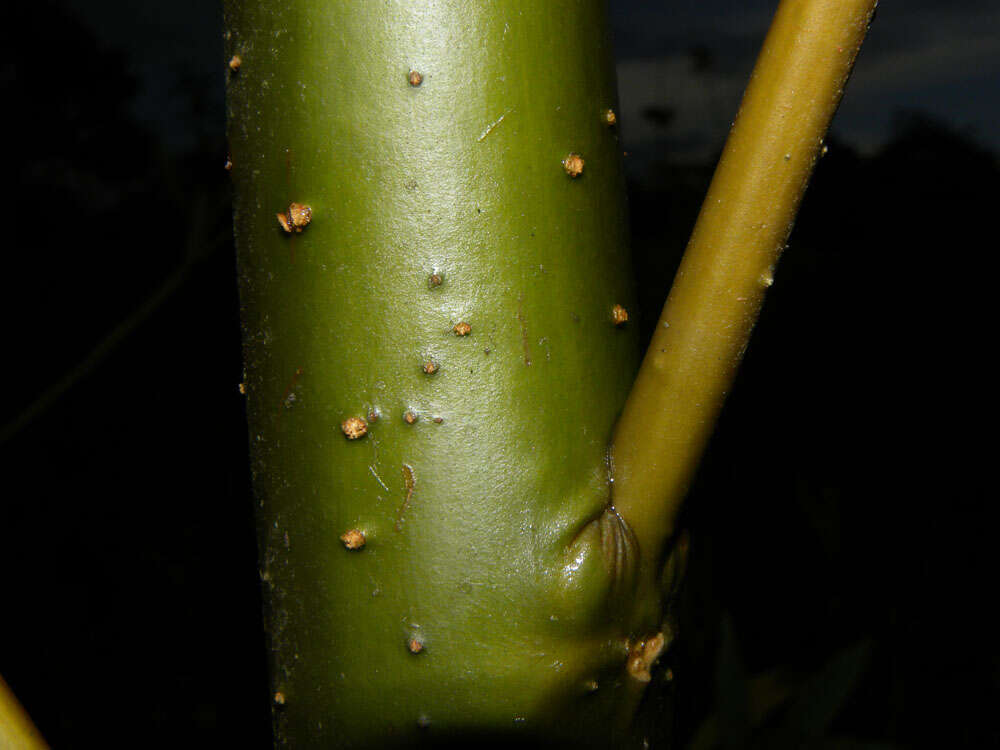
[687,619,883,750]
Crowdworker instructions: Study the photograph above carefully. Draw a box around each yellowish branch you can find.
[1,674,48,749]
[612,0,878,585]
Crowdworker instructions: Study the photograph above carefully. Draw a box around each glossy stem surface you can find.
[224,1,656,747]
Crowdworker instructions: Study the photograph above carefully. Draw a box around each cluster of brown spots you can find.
[612,304,629,326]
[367,409,379,423]
[603,108,617,126]
[408,70,423,87]
[341,416,368,439]
[238,381,247,395]
[229,55,242,72]
[422,361,438,375]
[432,416,444,424]
[428,272,443,288]
[626,632,666,683]
[452,321,471,336]
[273,691,286,706]
[403,411,417,425]
[288,202,311,228]
[407,636,424,654]
[562,153,585,178]
[340,529,366,550]
[277,202,312,233]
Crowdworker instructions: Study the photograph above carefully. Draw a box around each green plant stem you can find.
[224,2,647,746]
[0,675,47,749]
[611,0,878,582]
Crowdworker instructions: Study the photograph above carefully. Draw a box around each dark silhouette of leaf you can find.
[776,640,873,740]
[716,614,752,748]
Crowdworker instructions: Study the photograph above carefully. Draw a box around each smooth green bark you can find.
[224,2,657,747]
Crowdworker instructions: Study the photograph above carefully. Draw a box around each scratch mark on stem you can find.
[369,465,389,492]
[395,464,416,531]
[517,293,532,366]
[283,148,299,263]
[477,110,511,142]
[280,367,304,408]
[275,367,303,432]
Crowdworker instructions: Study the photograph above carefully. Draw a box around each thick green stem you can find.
[225,2,654,747]
[0,675,47,750]
[611,0,877,582]
[226,0,877,744]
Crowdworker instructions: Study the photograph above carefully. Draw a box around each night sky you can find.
[2,1,996,748]
[52,0,1000,158]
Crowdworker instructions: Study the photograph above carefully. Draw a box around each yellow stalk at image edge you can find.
[0,675,48,750]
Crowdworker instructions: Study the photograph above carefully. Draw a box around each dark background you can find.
[2,1,995,747]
